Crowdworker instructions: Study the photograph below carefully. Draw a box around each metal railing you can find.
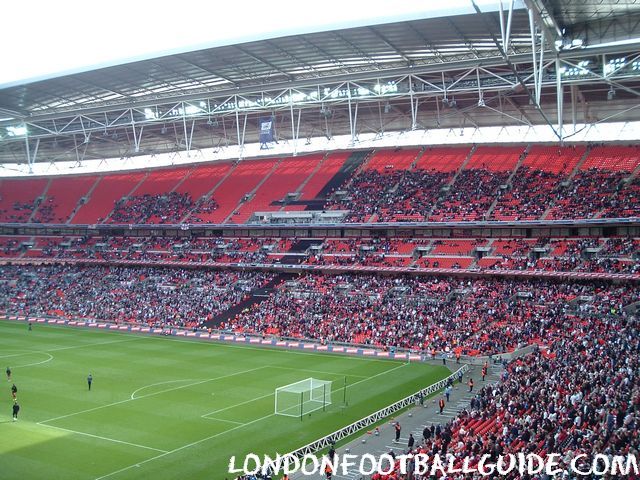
[285,364,469,459]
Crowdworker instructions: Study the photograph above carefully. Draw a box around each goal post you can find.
[274,378,332,419]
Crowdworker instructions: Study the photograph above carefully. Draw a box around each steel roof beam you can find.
[3,40,640,129]
[472,0,561,139]
[0,54,528,124]
[332,31,382,69]
[233,45,293,80]
[445,18,482,59]
[263,39,320,75]
[0,107,26,120]
[523,0,563,52]
[366,27,413,64]
[404,23,448,64]
[174,57,239,88]
[298,37,351,74]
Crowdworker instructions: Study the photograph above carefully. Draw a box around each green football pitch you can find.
[0,320,449,480]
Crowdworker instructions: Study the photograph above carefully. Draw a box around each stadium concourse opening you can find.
[1,1,640,480]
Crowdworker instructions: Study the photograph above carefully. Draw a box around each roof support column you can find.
[289,89,299,156]
[234,96,244,160]
[347,82,358,144]
[409,75,418,130]
[181,104,191,156]
[529,9,541,106]
[556,56,564,143]
[23,127,38,174]
[498,0,515,54]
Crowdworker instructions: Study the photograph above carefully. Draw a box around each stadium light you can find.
[604,57,627,76]
[144,108,157,120]
[6,125,27,136]
[560,61,591,78]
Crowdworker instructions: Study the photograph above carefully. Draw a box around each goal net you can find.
[274,378,332,418]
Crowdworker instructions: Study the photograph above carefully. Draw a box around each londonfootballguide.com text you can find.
[228,452,639,477]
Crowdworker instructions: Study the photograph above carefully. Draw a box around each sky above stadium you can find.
[1,0,503,88]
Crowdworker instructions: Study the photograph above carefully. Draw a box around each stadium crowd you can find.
[325,170,451,222]
[2,233,637,274]
[226,273,638,356]
[320,161,640,223]
[108,192,195,224]
[0,265,273,329]
[188,196,220,222]
[1,265,636,357]
[367,309,639,480]
[488,168,560,221]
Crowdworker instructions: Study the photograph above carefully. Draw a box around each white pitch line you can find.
[39,365,268,425]
[130,379,199,400]
[15,352,54,368]
[0,350,54,368]
[201,392,274,418]
[0,351,37,359]
[3,317,406,365]
[335,361,409,392]
[0,338,141,361]
[39,423,168,453]
[268,365,368,378]
[45,337,142,353]
[94,412,277,480]
[203,417,245,425]
[95,360,409,479]
[201,361,405,419]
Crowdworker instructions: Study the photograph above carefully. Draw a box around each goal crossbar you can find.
[275,378,332,418]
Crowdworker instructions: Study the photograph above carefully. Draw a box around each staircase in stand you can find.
[102,172,149,223]
[309,150,372,206]
[205,274,292,328]
[179,162,240,223]
[222,157,284,224]
[67,176,102,224]
[484,145,531,219]
[567,146,592,180]
[27,178,52,222]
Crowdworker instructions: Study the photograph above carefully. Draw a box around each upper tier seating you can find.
[363,148,420,172]
[297,152,350,200]
[72,173,146,224]
[0,178,48,222]
[234,155,322,221]
[1,144,639,225]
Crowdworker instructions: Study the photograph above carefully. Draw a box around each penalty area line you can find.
[203,417,245,425]
[38,423,168,453]
[94,412,277,480]
[268,365,368,378]
[40,365,268,425]
[130,379,200,400]
[201,391,274,419]
[95,362,411,479]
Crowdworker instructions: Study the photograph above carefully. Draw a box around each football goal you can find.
[274,378,332,418]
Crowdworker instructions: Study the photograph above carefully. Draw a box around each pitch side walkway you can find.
[290,361,503,480]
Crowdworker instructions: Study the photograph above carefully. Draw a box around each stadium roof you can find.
[0,7,533,116]
[1,0,639,167]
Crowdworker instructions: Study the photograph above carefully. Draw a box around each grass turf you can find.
[0,320,449,480]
